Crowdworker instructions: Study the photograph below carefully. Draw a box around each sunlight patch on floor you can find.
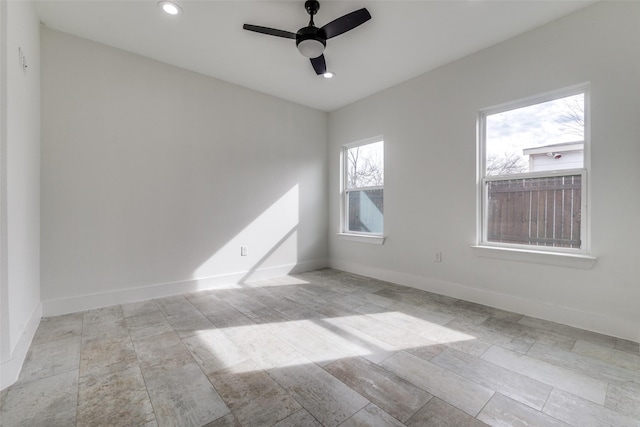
[192,311,478,374]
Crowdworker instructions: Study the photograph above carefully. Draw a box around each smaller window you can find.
[343,139,384,235]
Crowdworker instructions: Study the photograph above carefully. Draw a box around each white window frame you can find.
[338,137,385,244]
[475,84,596,267]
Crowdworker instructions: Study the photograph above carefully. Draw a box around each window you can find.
[342,139,384,236]
[478,86,589,254]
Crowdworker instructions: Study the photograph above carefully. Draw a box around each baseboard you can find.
[0,302,42,390]
[42,259,328,317]
[329,259,639,343]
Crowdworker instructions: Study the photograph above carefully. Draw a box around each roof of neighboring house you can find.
[523,141,584,156]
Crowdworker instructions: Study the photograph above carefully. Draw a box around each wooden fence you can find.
[487,175,581,248]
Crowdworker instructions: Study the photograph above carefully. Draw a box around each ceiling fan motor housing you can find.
[296,26,327,58]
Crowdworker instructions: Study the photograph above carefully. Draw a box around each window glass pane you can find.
[348,189,383,233]
[487,175,581,248]
[486,94,584,176]
[346,141,384,189]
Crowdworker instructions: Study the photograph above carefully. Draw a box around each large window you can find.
[478,87,588,253]
[342,139,384,235]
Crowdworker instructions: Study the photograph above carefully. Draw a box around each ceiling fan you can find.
[243,0,371,76]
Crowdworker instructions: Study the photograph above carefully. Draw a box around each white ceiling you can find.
[34,0,595,112]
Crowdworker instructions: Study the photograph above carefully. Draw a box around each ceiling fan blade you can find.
[243,24,296,39]
[310,55,327,75]
[321,8,371,39]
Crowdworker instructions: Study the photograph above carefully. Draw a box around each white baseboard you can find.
[329,259,639,343]
[42,259,328,317]
[1,302,42,390]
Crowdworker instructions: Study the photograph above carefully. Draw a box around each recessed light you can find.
[323,71,335,79]
[158,1,182,15]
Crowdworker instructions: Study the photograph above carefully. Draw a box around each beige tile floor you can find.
[1,268,638,426]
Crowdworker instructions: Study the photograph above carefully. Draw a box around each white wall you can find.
[0,0,42,389]
[40,29,328,313]
[328,2,640,341]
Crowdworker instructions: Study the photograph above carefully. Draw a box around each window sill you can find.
[337,233,385,245]
[471,245,597,269]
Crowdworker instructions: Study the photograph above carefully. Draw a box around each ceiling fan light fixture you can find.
[297,39,325,58]
[158,1,182,15]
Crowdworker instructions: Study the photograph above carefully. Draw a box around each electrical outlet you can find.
[240,246,248,256]
[435,251,442,263]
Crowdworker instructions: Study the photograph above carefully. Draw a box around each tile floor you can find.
[1,268,639,426]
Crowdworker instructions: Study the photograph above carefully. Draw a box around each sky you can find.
[347,140,384,188]
[485,93,584,162]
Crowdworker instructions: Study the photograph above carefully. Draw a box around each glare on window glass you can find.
[485,93,584,176]
[348,190,383,234]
